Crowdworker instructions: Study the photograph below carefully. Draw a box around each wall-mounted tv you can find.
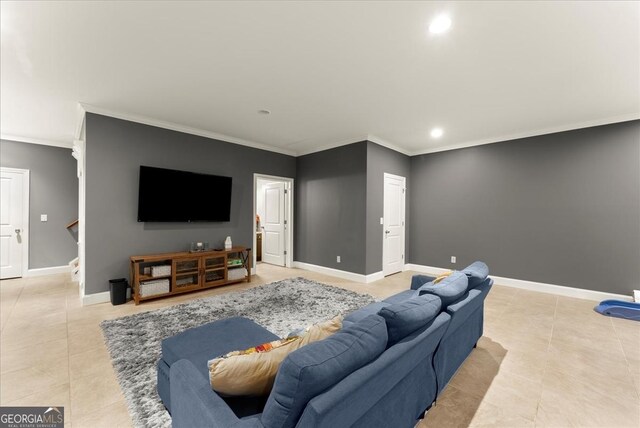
[137,166,232,222]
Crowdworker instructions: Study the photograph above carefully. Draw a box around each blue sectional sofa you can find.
[162,262,493,428]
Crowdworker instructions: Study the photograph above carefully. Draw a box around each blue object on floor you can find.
[594,300,640,321]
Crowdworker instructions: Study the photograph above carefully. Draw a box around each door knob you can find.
[385,230,390,234]
[15,229,21,234]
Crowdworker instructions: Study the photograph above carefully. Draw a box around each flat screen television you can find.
[137,166,232,222]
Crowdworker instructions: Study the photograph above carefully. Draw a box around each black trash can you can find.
[109,278,128,305]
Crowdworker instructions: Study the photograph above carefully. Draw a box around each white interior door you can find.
[383,173,405,276]
[1,169,26,279]
[262,182,286,266]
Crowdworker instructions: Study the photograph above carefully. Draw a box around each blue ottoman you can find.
[157,316,279,416]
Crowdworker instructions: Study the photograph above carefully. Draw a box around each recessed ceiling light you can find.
[430,128,444,138]
[257,109,271,115]
[429,15,452,34]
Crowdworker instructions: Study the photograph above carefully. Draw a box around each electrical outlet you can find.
[450,256,456,264]
[40,214,48,222]
[337,256,341,263]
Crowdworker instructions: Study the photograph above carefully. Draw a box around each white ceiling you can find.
[1,1,639,155]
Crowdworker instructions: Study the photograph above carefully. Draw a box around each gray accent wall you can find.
[0,140,78,269]
[295,142,368,274]
[365,142,411,274]
[84,113,296,295]
[409,120,640,295]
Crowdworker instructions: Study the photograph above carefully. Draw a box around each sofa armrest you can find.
[442,289,484,339]
[444,278,493,330]
[170,359,264,428]
[410,274,437,290]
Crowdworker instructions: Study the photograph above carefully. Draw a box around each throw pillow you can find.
[208,315,342,396]
[433,272,452,284]
[417,271,468,306]
[261,314,388,428]
[378,294,442,346]
[462,261,489,289]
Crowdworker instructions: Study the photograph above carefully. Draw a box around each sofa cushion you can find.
[382,289,416,305]
[462,261,489,289]
[208,316,342,396]
[410,274,437,291]
[378,294,443,346]
[418,271,468,306]
[344,301,390,324]
[261,314,388,428]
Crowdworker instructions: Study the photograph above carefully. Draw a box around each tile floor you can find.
[1,264,638,427]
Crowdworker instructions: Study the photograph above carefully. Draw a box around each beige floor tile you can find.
[69,347,114,382]
[499,309,555,332]
[448,344,504,398]
[553,304,612,327]
[469,399,535,427]
[549,325,625,356]
[536,365,640,428]
[420,385,480,428]
[611,316,640,334]
[495,346,548,383]
[489,284,519,297]
[73,399,132,428]
[67,317,104,338]
[8,295,68,320]
[620,336,640,362]
[68,328,107,356]
[0,322,68,352]
[456,365,542,420]
[631,373,640,396]
[3,383,71,424]
[484,323,551,354]
[511,289,558,307]
[1,337,68,374]
[624,355,640,378]
[2,310,67,332]
[70,372,123,418]
[419,384,535,428]
[0,357,70,403]
[545,340,632,387]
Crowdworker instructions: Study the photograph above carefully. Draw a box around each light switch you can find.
[380,217,384,225]
[40,214,48,222]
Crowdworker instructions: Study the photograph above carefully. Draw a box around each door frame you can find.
[0,167,30,278]
[382,172,406,276]
[253,173,294,271]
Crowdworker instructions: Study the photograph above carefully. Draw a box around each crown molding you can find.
[411,112,640,156]
[74,103,86,141]
[294,135,369,157]
[0,134,73,149]
[367,134,412,156]
[6,108,636,158]
[293,133,411,157]
[80,103,298,157]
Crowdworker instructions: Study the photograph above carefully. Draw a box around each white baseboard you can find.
[26,265,72,277]
[82,291,110,306]
[403,264,450,276]
[366,271,385,283]
[293,261,384,284]
[404,263,632,302]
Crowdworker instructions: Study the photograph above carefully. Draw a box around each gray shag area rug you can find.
[100,277,376,428]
